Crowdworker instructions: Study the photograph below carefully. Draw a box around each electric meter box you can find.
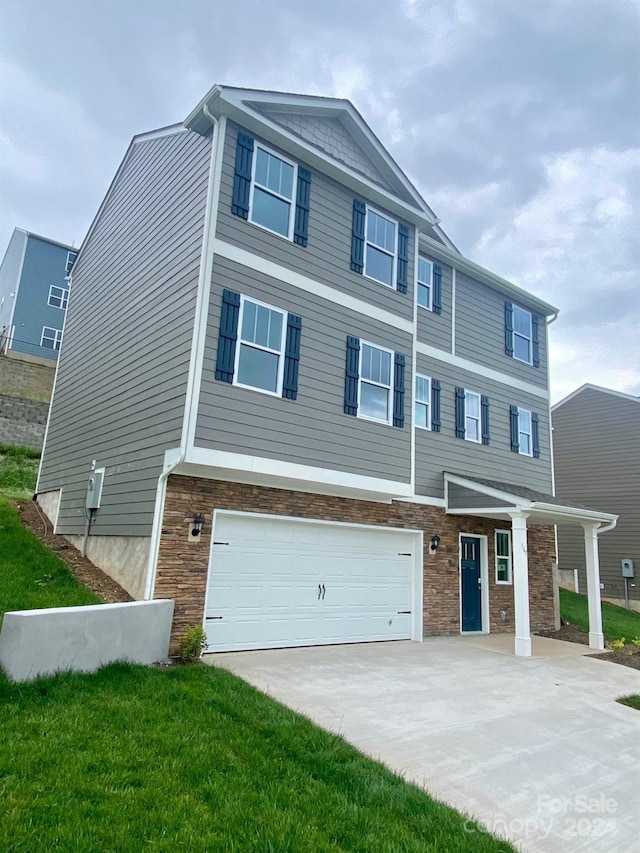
[85,470,104,510]
[621,559,634,578]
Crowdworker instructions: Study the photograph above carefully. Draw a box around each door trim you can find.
[204,509,424,644]
[458,533,490,635]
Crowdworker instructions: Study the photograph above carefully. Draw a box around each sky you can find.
[1,0,638,402]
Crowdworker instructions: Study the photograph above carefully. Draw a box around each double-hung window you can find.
[48,285,69,310]
[517,408,533,456]
[250,145,297,239]
[365,208,397,287]
[65,251,77,274]
[41,326,62,351]
[359,342,393,423]
[465,390,481,443]
[417,258,432,309]
[415,374,431,429]
[495,531,512,584]
[513,306,532,364]
[235,297,286,395]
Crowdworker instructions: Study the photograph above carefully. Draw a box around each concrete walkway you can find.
[206,637,640,853]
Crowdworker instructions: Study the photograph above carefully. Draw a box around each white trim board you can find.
[416,341,549,400]
[213,238,414,335]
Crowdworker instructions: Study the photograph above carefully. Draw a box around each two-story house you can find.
[553,385,639,611]
[35,85,616,656]
[0,228,77,363]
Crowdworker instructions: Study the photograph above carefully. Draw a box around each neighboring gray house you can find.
[0,228,77,364]
[35,86,615,656]
[553,384,639,610]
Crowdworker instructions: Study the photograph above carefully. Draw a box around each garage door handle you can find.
[317,584,322,600]
[397,610,411,615]
[321,584,326,600]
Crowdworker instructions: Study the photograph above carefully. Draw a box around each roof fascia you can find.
[552,383,640,411]
[419,235,559,317]
[530,502,618,525]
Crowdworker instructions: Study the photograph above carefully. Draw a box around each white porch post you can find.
[582,522,604,650]
[511,512,531,657]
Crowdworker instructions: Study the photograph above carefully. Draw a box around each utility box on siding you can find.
[621,559,634,578]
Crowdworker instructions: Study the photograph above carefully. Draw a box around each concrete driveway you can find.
[206,637,640,853]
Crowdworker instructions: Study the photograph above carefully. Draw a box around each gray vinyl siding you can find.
[416,252,452,352]
[0,229,27,333]
[37,128,212,536]
[415,355,552,499]
[195,254,412,483]
[553,387,640,602]
[448,484,512,510]
[215,122,414,322]
[455,272,547,388]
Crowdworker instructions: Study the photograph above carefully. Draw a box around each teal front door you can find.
[461,537,483,632]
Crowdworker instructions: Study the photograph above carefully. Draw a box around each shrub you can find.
[178,625,208,662]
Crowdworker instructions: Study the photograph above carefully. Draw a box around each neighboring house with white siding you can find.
[0,228,77,364]
[35,85,616,656]
[553,385,639,611]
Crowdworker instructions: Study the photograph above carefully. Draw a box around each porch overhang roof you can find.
[444,473,618,530]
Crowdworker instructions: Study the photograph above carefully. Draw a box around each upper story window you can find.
[415,374,431,429]
[350,201,409,293]
[48,285,69,310]
[215,289,302,400]
[417,258,432,309]
[65,251,77,275]
[495,531,512,584]
[250,146,297,239]
[232,132,311,247]
[505,301,540,367]
[344,336,406,428]
[455,387,490,444]
[509,405,540,457]
[41,326,62,351]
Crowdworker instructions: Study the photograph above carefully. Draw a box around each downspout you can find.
[546,310,560,568]
[597,517,618,535]
[143,106,221,600]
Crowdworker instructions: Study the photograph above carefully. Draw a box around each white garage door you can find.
[205,513,418,652]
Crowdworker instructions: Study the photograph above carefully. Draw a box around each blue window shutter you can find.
[433,265,443,314]
[397,224,409,293]
[393,353,405,428]
[282,314,302,400]
[231,133,254,219]
[431,379,441,432]
[532,412,540,458]
[505,301,514,357]
[293,167,311,246]
[510,405,520,452]
[350,200,366,273]
[455,387,466,438]
[344,336,360,415]
[481,395,490,445]
[215,289,240,382]
[532,315,540,368]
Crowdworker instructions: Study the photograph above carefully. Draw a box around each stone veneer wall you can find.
[155,475,556,653]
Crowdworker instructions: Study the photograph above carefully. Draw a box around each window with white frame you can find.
[48,285,69,310]
[513,305,532,364]
[234,297,286,394]
[249,145,297,239]
[415,374,431,429]
[417,257,432,309]
[359,342,392,423]
[495,530,512,584]
[41,326,62,351]
[465,390,481,442]
[365,207,397,287]
[518,408,533,456]
[65,251,77,274]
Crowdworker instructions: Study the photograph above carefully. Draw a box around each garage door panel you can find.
[206,514,417,652]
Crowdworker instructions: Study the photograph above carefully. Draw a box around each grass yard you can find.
[560,588,640,641]
[0,494,101,620]
[0,663,513,853]
[0,443,40,499]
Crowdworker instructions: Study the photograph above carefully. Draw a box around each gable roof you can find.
[184,84,456,249]
[552,383,640,412]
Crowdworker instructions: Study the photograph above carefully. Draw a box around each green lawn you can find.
[0,663,512,852]
[0,495,101,620]
[0,443,40,499]
[560,588,640,641]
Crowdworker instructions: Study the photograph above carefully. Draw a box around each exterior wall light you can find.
[191,514,205,537]
[430,534,441,553]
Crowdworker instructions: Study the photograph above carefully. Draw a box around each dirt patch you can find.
[16,499,133,605]
[539,622,640,671]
